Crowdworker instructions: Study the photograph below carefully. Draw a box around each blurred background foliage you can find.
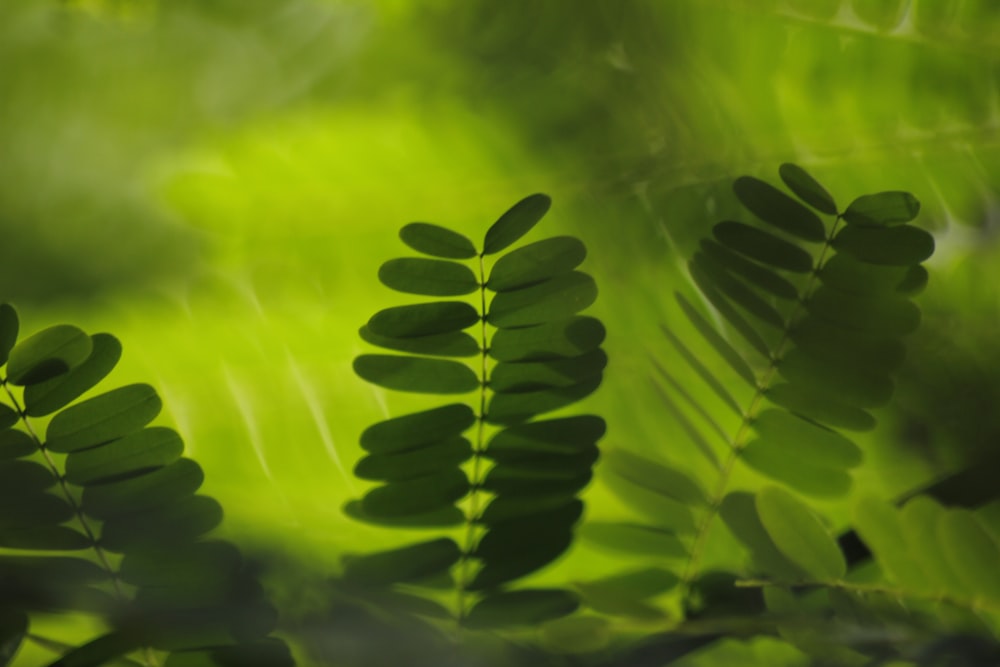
[3,0,1000,664]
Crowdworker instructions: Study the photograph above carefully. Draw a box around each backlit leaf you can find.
[24,334,122,417]
[900,497,972,597]
[64,426,184,486]
[99,495,223,553]
[700,240,799,300]
[359,468,469,518]
[896,265,929,296]
[81,458,204,520]
[740,440,854,497]
[478,493,581,523]
[756,486,846,581]
[354,437,472,481]
[487,271,597,328]
[659,321,742,417]
[690,254,785,329]
[777,347,894,408]
[719,492,807,579]
[0,525,91,551]
[580,522,687,558]
[733,176,826,241]
[489,316,605,362]
[483,194,551,255]
[463,589,577,629]
[842,191,920,227]
[482,467,592,497]
[343,500,464,529]
[342,538,461,587]
[0,460,57,494]
[765,383,876,432]
[0,430,34,460]
[789,318,905,374]
[0,493,74,529]
[486,376,601,424]
[939,508,1000,604]
[485,416,605,456]
[779,163,838,215]
[353,354,479,394]
[601,470,697,534]
[0,406,16,431]
[832,224,935,266]
[852,496,930,592]
[489,349,606,393]
[359,325,479,357]
[399,223,477,259]
[674,294,757,388]
[487,236,586,291]
[360,404,476,454]
[805,286,920,337]
[378,258,478,296]
[45,384,162,453]
[0,304,18,367]
[688,269,771,359]
[713,221,814,273]
[6,325,92,386]
[750,410,861,468]
[818,253,908,295]
[574,568,677,619]
[366,302,479,338]
[601,449,708,506]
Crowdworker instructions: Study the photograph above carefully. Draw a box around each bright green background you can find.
[3,0,999,664]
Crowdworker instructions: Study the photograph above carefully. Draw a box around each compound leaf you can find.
[463,589,578,629]
[713,221,814,273]
[488,316,605,362]
[64,427,184,486]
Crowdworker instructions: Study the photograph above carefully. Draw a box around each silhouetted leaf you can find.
[777,347,894,408]
[359,325,479,358]
[789,318,906,374]
[486,416,605,457]
[900,497,972,597]
[818,253,908,295]
[378,258,478,296]
[0,493,73,529]
[489,316,605,362]
[540,616,613,652]
[674,294,757,388]
[45,632,140,667]
[353,355,479,394]
[765,383,876,432]
[489,349,606,393]
[483,443,598,471]
[366,302,479,338]
[647,372,723,468]
[478,494,581,524]
[342,538,461,587]
[0,525,91,551]
[487,236,586,291]
[0,304,17,368]
[360,404,476,454]
[896,265,929,295]
[64,427,184,486]
[779,163,838,215]
[6,325,92,386]
[463,589,577,629]
[580,522,687,558]
[354,437,472,481]
[688,270,772,359]
[602,449,708,506]
[940,509,1000,604]
[832,224,934,266]
[0,460,57,494]
[719,492,807,580]
[485,376,601,424]
[342,500,464,529]
[740,440,853,497]
[45,384,161,453]
[713,221,814,273]
[842,192,920,227]
[756,486,846,581]
[733,176,826,241]
[82,458,204,520]
[601,469,698,535]
[0,406,16,431]
[120,540,240,592]
[482,194,551,255]
[23,334,122,418]
[487,271,597,328]
[99,496,223,553]
[0,610,26,666]
[359,468,469,518]
[399,223,477,259]
[0,430,33,460]
[482,467,592,497]
[700,240,799,300]
[805,286,921,337]
[750,410,861,468]
[163,639,294,667]
[690,254,785,329]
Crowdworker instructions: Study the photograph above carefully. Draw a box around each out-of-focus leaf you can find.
[489,316,605,362]
[354,437,472,481]
[896,265,929,296]
[689,271,772,360]
[81,458,204,520]
[789,318,906,374]
[713,221,814,273]
[765,383,875,432]
[359,325,479,358]
[489,349,606,393]
[353,355,479,394]
[818,253,907,295]
[163,639,295,667]
[45,384,161,453]
[64,427,185,486]
[360,404,476,454]
[574,568,677,620]
[486,416,605,456]
[482,466,592,497]
[463,589,577,629]
[0,611,26,666]
[23,334,122,418]
[940,508,1000,605]
[487,271,597,328]
[484,445,598,475]
[580,522,687,558]
[0,526,91,551]
[700,240,799,300]
[343,500,464,529]
[540,616,612,654]
[342,538,461,587]
[482,194,551,255]
[359,468,469,518]
[600,469,697,534]
[750,410,861,468]
[779,163,838,215]
[399,223,477,259]
[6,325,92,386]
[777,347,894,408]
[485,376,601,424]
[0,493,73,529]
[120,540,239,591]
[732,176,826,241]
[0,460,57,493]
[487,236,586,291]
[660,321,742,417]
[832,224,934,266]
[366,302,479,338]
[602,449,708,506]
[0,304,18,368]
[740,440,853,497]
[99,496,223,553]
[719,492,808,580]
[378,258,478,296]
[842,192,920,227]
[690,254,784,329]
[43,632,140,667]
[478,493,580,523]
[806,286,920,337]
[0,406,16,431]
[0,430,34,460]
[674,294,757,388]
[756,486,846,581]
[900,497,972,597]
[852,496,929,592]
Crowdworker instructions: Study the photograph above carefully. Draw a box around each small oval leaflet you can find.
[700,240,799,300]
[463,589,578,629]
[359,325,479,358]
[0,303,18,367]
[765,383,876,432]
[64,426,184,486]
[842,191,920,227]
[360,404,476,454]
[399,223,477,259]
[732,176,826,242]
[740,440,854,498]
[487,271,598,329]
[580,522,687,558]
[778,163,838,215]
[6,325,93,386]
[719,492,808,580]
[378,258,479,297]
[777,347,895,409]
[353,354,479,394]
[832,224,934,266]
[750,409,862,469]
[487,236,586,292]
[756,485,847,581]
[354,436,472,481]
[486,415,606,456]
[713,221,814,273]
[24,333,123,418]
[359,467,469,518]
[486,376,602,425]
[45,384,162,453]
[483,193,551,255]
[489,316,605,362]
[488,349,607,393]
[342,537,461,587]
[367,302,480,339]
[81,457,204,520]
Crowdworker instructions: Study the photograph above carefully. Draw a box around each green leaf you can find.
[6,325,92,386]
[353,354,479,394]
[399,223,477,259]
[378,258,479,296]
[755,486,846,581]
[366,302,479,338]
[81,458,204,520]
[832,224,934,266]
[483,443,598,472]
[487,271,597,328]
[485,376,601,424]
[732,176,827,242]
[0,611,26,666]
[0,430,34,460]
[600,470,698,535]
[487,236,586,291]
[45,384,162,453]
[0,493,73,529]
[360,404,476,454]
[899,497,972,597]
[818,253,908,295]
[765,383,875,432]
[99,495,223,553]
[342,500,464,529]
[779,163,838,215]
[674,294,757,389]
[574,567,678,614]
[700,240,799,300]
[64,427,185,486]
[0,304,18,368]
[789,318,906,374]
[713,221,814,273]
[687,267,771,359]
[120,540,239,591]
[463,589,578,629]
[896,265,929,296]
[580,522,687,558]
[0,525,91,551]
[43,632,140,667]
[805,286,921,337]
[482,194,551,255]
[540,616,613,653]
[740,440,854,498]
[23,334,122,418]
[486,416,605,457]
[162,640,294,667]
[851,496,929,592]
[359,468,469,518]
[690,254,785,329]
[354,437,472,481]
[939,508,1000,605]
[842,191,920,227]
[342,538,461,587]
[750,410,861,468]
[489,349,606,393]
[718,492,808,580]
[489,316,605,362]
[0,405,17,431]
[777,346,894,408]
[482,466,592,497]
[479,493,582,523]
[0,460,57,494]
[601,449,708,507]
[359,325,479,357]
